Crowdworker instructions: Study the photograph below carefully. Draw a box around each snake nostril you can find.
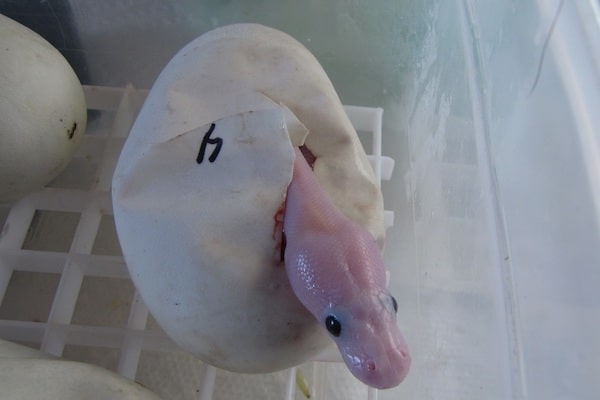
[367,360,376,371]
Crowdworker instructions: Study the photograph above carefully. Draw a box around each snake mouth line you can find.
[280,231,287,262]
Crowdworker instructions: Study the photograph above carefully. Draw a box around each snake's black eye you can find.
[325,315,342,337]
[391,296,398,313]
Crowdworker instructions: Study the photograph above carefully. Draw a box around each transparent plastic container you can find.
[1,1,599,399]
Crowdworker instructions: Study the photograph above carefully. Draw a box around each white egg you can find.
[112,24,384,373]
[0,13,86,202]
[0,339,160,399]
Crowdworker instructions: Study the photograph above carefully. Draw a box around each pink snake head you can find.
[283,148,411,389]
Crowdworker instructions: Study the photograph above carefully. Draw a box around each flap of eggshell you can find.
[112,24,385,373]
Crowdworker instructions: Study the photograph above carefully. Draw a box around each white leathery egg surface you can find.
[0,14,86,202]
[112,24,385,373]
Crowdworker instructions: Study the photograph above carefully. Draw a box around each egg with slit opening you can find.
[0,13,86,202]
[112,23,409,387]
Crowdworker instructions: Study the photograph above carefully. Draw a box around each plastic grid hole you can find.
[0,207,10,229]
[45,155,102,191]
[0,271,61,323]
[62,344,121,372]
[21,210,81,253]
[355,130,375,155]
[70,276,134,328]
[91,214,122,257]
[145,313,166,333]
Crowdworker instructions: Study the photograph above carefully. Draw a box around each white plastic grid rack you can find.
[0,84,396,400]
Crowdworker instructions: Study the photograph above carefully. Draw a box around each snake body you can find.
[284,148,411,389]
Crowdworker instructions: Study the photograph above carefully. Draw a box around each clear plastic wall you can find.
[0,1,598,399]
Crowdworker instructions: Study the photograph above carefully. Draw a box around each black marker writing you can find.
[196,123,223,164]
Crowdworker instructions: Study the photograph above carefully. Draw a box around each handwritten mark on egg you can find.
[196,123,223,164]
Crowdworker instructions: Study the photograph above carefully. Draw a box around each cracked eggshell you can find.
[112,24,385,373]
[0,14,86,202]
